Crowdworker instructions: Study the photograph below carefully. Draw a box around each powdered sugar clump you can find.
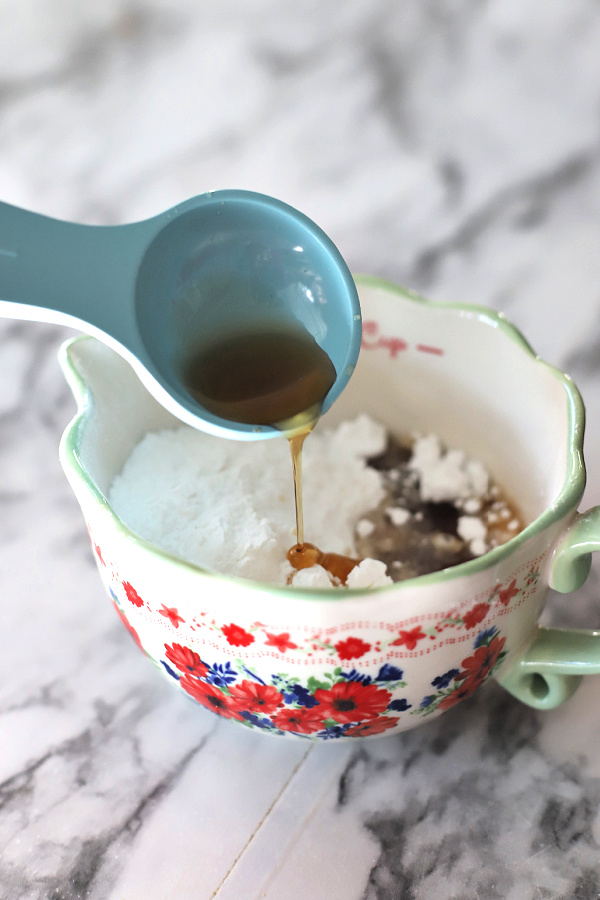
[386,507,411,526]
[409,434,489,504]
[289,565,336,589]
[356,518,375,538]
[457,515,488,556]
[346,558,391,589]
[109,414,390,587]
[407,434,491,556]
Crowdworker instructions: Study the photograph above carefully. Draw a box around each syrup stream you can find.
[182,325,359,582]
[289,432,307,546]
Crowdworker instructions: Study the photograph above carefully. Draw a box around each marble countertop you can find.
[3,2,600,897]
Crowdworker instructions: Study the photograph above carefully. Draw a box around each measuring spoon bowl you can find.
[0,190,361,438]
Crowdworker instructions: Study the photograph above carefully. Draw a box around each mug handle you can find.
[495,507,600,710]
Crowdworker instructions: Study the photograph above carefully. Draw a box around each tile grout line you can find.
[210,744,314,900]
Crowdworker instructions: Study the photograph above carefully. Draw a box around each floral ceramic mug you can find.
[59,277,600,741]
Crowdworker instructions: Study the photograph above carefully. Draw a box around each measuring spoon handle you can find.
[0,201,154,344]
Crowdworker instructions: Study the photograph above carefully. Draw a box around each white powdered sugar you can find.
[288,565,335,589]
[345,558,391,589]
[356,518,375,538]
[109,418,504,589]
[409,434,489,504]
[457,515,488,557]
[386,507,411,526]
[109,414,391,587]
[407,434,492,556]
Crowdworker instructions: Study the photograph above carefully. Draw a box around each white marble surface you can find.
[3,2,600,898]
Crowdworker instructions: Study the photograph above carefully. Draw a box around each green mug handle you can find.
[495,507,600,710]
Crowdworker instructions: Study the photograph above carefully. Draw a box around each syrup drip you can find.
[289,432,307,545]
[287,542,361,585]
[183,325,341,569]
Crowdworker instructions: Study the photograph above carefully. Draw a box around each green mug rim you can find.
[58,275,586,602]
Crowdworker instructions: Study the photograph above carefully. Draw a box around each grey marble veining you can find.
[348,690,600,900]
[3,2,600,898]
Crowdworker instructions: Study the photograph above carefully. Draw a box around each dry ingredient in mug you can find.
[108,415,522,588]
[358,432,522,581]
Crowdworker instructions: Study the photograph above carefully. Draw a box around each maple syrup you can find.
[286,542,361,584]
[183,332,523,586]
[183,327,336,427]
[183,325,337,562]
[286,431,361,583]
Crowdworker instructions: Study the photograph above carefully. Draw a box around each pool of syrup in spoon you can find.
[183,325,358,582]
[183,327,337,427]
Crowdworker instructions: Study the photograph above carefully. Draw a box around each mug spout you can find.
[58,335,177,500]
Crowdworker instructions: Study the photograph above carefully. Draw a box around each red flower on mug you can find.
[438,680,480,712]
[271,707,324,734]
[165,642,208,678]
[221,623,255,647]
[498,579,519,606]
[314,681,392,724]
[179,675,244,720]
[159,605,185,628]
[93,543,105,566]
[345,716,399,737]
[228,680,284,716]
[264,631,298,653]
[335,636,372,660]
[456,635,507,686]
[462,603,490,630]
[123,581,144,608]
[390,626,427,650]
[112,602,143,650]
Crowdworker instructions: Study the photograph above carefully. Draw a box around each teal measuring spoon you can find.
[0,190,361,439]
